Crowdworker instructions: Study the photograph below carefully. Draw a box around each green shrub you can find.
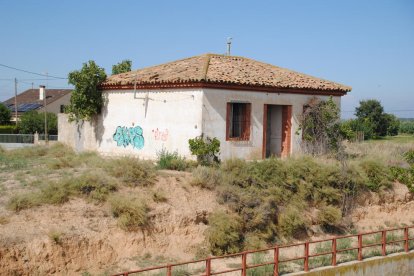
[278,206,308,238]
[390,166,414,193]
[191,166,222,190]
[105,157,156,187]
[65,173,118,202]
[206,211,243,255]
[188,135,220,166]
[109,195,150,231]
[0,125,17,134]
[40,182,71,204]
[359,160,392,191]
[243,233,267,250]
[404,150,414,165]
[399,121,414,134]
[317,205,342,228]
[156,148,188,171]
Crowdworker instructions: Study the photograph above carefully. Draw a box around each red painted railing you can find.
[113,226,414,276]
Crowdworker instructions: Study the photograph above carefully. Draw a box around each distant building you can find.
[3,88,72,121]
[59,53,351,159]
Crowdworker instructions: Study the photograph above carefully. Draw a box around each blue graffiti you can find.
[113,125,145,149]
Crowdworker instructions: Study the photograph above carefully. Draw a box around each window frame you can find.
[226,102,251,141]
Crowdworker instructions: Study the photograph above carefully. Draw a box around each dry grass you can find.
[109,195,150,231]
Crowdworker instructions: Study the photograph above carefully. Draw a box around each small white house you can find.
[58,54,351,160]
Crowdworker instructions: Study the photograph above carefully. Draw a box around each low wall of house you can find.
[291,252,414,276]
[58,114,98,152]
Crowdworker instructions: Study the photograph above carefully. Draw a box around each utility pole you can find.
[14,78,18,126]
[40,85,48,144]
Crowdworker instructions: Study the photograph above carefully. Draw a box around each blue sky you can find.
[0,0,413,118]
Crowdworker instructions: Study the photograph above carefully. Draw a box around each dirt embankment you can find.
[0,172,219,275]
[1,174,414,275]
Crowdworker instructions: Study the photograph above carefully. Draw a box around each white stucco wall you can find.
[201,88,341,160]
[95,89,203,159]
[58,88,341,160]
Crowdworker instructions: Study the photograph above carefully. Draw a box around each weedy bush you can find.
[359,159,392,191]
[7,193,39,212]
[206,211,244,255]
[7,172,118,211]
[64,172,118,202]
[404,150,414,165]
[152,190,168,203]
[317,205,342,228]
[188,135,220,166]
[278,206,308,238]
[156,148,189,171]
[109,195,150,231]
[191,166,222,190]
[105,157,156,187]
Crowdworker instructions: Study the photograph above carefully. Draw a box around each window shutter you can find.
[226,103,231,140]
[243,103,251,140]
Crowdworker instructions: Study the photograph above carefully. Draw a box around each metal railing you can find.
[0,134,34,143]
[112,226,414,276]
[38,134,58,141]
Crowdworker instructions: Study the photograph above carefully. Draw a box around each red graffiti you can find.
[152,128,169,141]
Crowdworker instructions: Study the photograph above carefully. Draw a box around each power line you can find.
[0,63,67,79]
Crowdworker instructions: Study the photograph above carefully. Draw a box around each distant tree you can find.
[384,114,400,136]
[112,60,132,75]
[66,61,107,122]
[18,111,57,134]
[355,99,388,138]
[0,103,11,124]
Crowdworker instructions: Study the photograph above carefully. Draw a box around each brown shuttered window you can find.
[226,102,251,141]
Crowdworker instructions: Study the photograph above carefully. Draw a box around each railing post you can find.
[332,238,337,266]
[206,257,211,276]
[274,246,279,276]
[242,252,247,276]
[382,230,386,256]
[404,227,409,253]
[167,264,172,276]
[304,242,309,272]
[357,234,363,261]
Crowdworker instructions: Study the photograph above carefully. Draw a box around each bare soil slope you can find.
[0,172,219,275]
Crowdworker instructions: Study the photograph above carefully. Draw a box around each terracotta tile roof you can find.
[102,54,351,93]
[2,88,72,109]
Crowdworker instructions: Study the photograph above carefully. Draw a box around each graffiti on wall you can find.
[113,125,144,149]
[152,128,169,141]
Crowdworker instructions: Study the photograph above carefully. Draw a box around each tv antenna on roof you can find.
[226,37,232,56]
